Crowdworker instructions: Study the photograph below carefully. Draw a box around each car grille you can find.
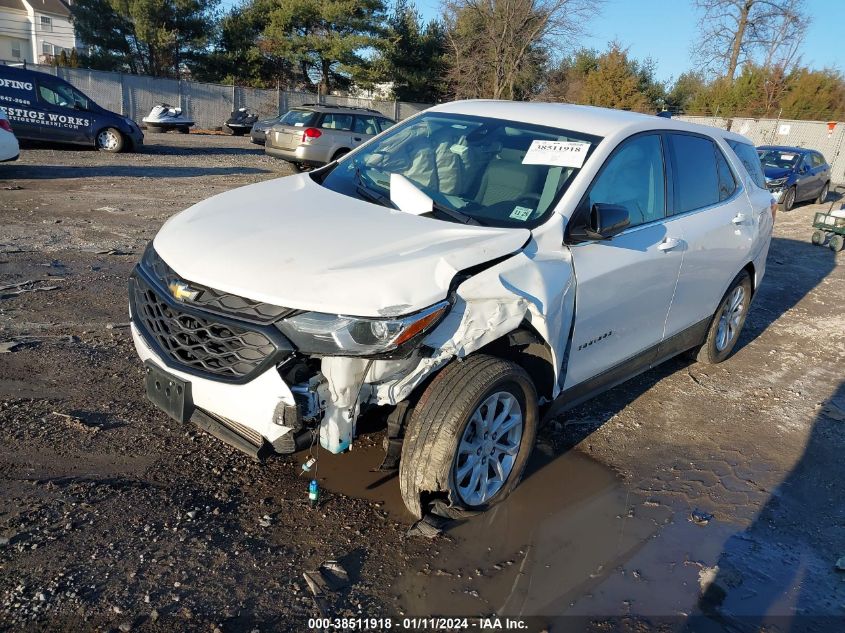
[131,273,282,381]
[143,245,297,324]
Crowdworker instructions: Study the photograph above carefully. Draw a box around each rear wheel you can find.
[692,270,752,364]
[817,181,830,204]
[781,186,797,212]
[331,148,350,162]
[95,127,124,152]
[399,355,538,519]
[830,235,844,252]
[811,230,825,245]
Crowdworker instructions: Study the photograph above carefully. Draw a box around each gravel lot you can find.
[0,133,843,632]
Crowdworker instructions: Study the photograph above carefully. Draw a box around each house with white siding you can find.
[0,0,76,65]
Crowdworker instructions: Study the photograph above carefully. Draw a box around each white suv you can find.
[129,101,773,518]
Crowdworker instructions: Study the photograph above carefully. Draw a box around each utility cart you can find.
[811,185,845,252]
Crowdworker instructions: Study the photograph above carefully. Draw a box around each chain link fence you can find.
[3,61,432,128]
[677,115,845,184]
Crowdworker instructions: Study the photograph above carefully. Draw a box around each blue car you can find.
[757,145,831,211]
[0,64,143,153]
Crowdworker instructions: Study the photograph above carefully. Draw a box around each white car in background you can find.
[129,101,774,519]
[0,109,19,161]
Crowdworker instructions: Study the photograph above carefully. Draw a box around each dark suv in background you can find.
[757,145,831,211]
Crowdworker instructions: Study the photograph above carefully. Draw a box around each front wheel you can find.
[95,128,124,152]
[830,235,844,252]
[811,230,825,245]
[692,270,752,364]
[780,186,797,212]
[399,355,538,519]
[817,181,830,204]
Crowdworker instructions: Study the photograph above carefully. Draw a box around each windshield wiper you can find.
[425,202,482,226]
[353,164,395,209]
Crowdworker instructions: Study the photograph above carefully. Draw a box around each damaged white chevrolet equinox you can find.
[130,101,773,517]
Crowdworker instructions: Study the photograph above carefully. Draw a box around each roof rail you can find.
[297,102,382,114]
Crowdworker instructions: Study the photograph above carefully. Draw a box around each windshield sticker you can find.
[510,206,534,221]
[522,140,590,168]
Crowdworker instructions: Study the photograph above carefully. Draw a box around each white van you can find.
[129,101,774,518]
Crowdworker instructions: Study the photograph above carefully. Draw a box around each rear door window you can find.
[353,115,380,135]
[668,133,721,213]
[320,113,353,131]
[377,118,394,132]
[727,140,766,190]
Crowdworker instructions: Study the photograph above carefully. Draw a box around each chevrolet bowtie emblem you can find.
[168,280,199,302]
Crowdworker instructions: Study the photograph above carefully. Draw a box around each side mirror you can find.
[570,203,630,242]
[799,165,808,174]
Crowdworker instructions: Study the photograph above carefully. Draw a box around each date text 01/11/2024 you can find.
[307,617,531,630]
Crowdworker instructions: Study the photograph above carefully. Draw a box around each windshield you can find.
[279,109,316,127]
[758,149,800,170]
[319,112,601,228]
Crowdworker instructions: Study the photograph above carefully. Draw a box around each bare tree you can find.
[692,0,809,80]
[443,0,596,100]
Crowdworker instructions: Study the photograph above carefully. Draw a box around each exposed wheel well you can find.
[332,148,350,161]
[475,322,556,402]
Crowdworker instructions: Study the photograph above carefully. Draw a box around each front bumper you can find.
[766,185,786,202]
[131,323,300,451]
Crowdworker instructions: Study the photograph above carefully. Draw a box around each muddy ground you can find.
[0,133,843,633]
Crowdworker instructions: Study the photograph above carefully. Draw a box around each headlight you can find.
[276,301,449,356]
[768,177,787,187]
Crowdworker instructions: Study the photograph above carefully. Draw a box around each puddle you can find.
[393,444,750,627]
[309,434,833,629]
[298,436,414,522]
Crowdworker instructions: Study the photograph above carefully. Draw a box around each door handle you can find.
[657,237,682,251]
[732,213,747,225]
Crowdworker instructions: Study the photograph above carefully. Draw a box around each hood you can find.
[763,166,793,180]
[153,174,530,317]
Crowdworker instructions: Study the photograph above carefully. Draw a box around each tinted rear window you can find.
[669,133,720,213]
[279,109,316,126]
[728,140,766,189]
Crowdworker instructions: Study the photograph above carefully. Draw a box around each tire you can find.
[817,181,830,204]
[830,235,844,252]
[780,186,797,212]
[177,126,190,135]
[692,270,753,364]
[811,230,825,245]
[95,127,124,153]
[399,354,538,519]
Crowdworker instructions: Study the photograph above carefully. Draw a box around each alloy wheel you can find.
[715,286,746,352]
[454,390,523,506]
